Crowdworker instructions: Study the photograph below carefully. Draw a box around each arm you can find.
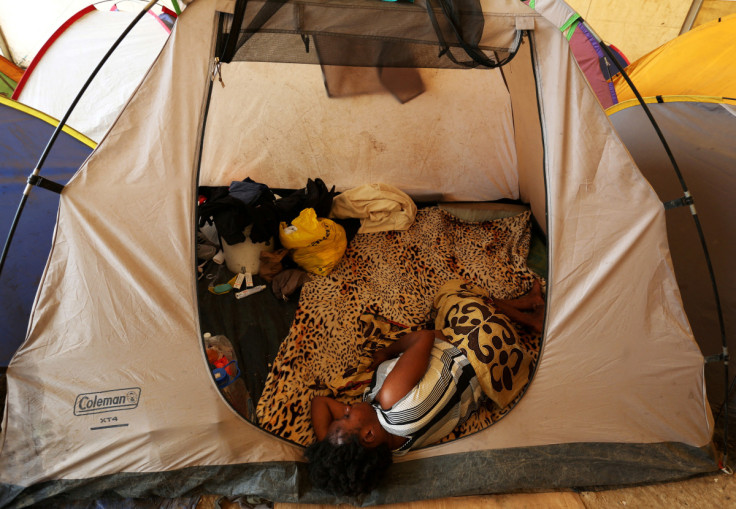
[372,330,438,410]
[310,396,348,441]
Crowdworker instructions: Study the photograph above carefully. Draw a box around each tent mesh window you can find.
[219,0,523,69]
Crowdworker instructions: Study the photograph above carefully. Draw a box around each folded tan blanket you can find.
[330,183,417,233]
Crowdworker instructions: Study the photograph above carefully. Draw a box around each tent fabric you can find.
[11,5,171,142]
[0,55,23,98]
[607,101,736,380]
[199,63,520,201]
[604,15,736,408]
[0,1,184,68]
[0,0,717,506]
[523,0,628,109]
[0,97,95,366]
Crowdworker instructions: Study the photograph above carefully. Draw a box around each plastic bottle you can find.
[202,332,253,420]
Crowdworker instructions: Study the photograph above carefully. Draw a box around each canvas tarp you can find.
[0,0,716,506]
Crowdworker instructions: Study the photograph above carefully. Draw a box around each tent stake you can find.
[0,0,159,279]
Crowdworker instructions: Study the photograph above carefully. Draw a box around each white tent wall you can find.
[501,34,546,228]
[0,1,182,68]
[0,0,718,506]
[199,63,520,202]
[13,6,171,143]
[406,3,713,456]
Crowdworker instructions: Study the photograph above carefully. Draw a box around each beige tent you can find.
[0,0,718,506]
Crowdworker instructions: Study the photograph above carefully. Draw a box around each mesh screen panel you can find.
[225,0,526,69]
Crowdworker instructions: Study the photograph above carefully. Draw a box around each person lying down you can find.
[305,279,545,496]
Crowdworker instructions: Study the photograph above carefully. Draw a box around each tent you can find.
[0,0,720,506]
[0,0,184,68]
[0,56,23,98]
[522,0,629,109]
[606,14,736,409]
[11,4,172,142]
[0,97,95,366]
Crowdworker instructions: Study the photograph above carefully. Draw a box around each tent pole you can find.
[0,0,159,279]
[0,24,13,63]
[680,0,704,34]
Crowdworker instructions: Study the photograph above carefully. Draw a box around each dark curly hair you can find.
[304,434,393,496]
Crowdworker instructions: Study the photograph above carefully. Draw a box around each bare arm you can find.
[310,396,348,441]
[371,330,439,410]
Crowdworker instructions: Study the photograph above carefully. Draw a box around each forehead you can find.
[327,421,359,445]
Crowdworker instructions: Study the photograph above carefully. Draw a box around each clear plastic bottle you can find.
[204,332,237,367]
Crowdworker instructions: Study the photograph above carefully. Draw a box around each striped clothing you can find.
[363,339,482,455]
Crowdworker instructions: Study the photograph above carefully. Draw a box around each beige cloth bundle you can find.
[330,183,417,233]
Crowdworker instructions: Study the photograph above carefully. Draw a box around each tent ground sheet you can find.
[256,206,544,447]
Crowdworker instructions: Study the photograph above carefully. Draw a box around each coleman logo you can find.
[74,387,141,416]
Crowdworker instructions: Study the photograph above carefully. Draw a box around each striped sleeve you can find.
[364,339,482,453]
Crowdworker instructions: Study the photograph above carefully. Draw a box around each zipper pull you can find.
[211,57,225,88]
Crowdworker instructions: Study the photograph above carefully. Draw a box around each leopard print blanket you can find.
[256,207,542,446]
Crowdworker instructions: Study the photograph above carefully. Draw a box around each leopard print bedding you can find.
[255,207,543,447]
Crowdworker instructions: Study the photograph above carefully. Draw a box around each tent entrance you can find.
[194,3,550,447]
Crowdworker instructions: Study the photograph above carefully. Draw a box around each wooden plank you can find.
[585,0,692,28]
[581,0,693,61]
[694,0,736,26]
[578,471,736,507]
[564,0,592,18]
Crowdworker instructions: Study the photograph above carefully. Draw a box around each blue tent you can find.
[0,97,95,365]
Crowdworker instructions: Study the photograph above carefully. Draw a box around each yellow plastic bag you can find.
[279,208,347,276]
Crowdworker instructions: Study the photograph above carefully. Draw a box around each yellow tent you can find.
[610,14,736,104]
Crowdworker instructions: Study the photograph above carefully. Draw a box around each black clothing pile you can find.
[198,177,360,247]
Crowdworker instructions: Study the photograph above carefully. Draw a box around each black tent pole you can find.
[0,0,159,279]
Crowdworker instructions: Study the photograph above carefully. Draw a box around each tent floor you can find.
[197,261,300,423]
[194,201,549,427]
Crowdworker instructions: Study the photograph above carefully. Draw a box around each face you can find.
[327,402,381,447]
